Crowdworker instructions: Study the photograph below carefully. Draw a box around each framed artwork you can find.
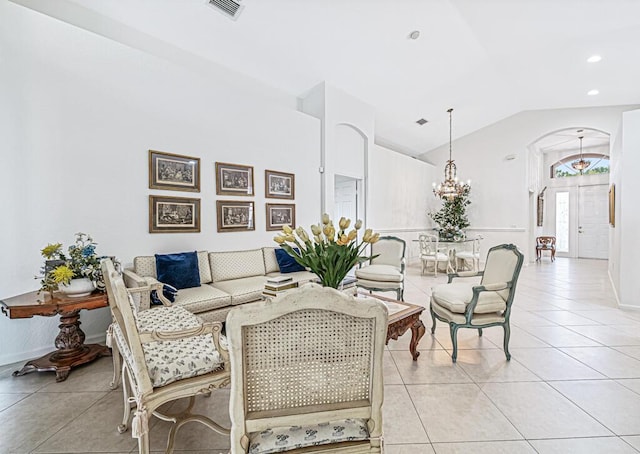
[266,203,295,231]
[265,169,295,199]
[149,150,200,192]
[216,200,255,232]
[149,195,200,233]
[215,162,254,196]
[609,184,615,227]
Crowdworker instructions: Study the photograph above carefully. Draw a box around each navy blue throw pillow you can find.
[275,248,306,273]
[150,284,178,305]
[155,251,201,290]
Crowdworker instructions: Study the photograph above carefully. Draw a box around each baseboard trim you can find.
[0,332,106,367]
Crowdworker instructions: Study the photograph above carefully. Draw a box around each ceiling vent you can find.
[416,118,428,126]
[207,0,244,20]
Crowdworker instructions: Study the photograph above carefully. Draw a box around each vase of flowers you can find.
[38,233,101,297]
[274,214,379,289]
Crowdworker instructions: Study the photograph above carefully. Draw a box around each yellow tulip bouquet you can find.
[274,213,379,289]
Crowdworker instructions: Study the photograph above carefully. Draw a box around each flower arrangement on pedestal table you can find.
[274,214,380,289]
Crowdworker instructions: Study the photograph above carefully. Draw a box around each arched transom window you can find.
[551,154,610,178]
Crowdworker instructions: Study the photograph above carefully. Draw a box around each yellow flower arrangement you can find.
[274,214,379,289]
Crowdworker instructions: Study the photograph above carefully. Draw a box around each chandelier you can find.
[571,134,591,174]
[433,108,470,200]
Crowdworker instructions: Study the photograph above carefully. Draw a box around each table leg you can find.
[13,310,111,382]
[409,319,426,361]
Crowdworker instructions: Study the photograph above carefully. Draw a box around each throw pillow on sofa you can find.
[275,248,306,273]
[155,251,201,290]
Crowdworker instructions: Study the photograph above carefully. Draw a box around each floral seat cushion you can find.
[247,418,369,454]
[134,306,202,332]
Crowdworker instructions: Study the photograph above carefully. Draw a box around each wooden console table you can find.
[1,290,111,382]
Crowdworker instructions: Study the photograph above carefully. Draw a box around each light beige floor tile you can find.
[520,326,603,347]
[550,380,640,435]
[0,392,29,411]
[482,382,611,439]
[0,364,55,393]
[529,437,638,454]
[481,325,551,349]
[568,325,640,346]
[617,379,640,395]
[456,349,541,383]
[430,326,499,351]
[391,350,472,385]
[407,383,522,443]
[510,311,559,327]
[573,310,640,326]
[560,347,640,379]
[432,440,536,453]
[0,391,107,453]
[38,355,116,393]
[148,390,231,452]
[33,391,137,453]
[387,328,444,353]
[622,436,640,451]
[534,310,603,325]
[385,443,435,454]
[382,385,430,444]
[383,350,403,385]
[508,348,605,380]
[614,346,640,361]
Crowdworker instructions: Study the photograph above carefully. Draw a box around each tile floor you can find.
[3,258,640,453]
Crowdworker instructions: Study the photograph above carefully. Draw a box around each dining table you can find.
[413,236,476,273]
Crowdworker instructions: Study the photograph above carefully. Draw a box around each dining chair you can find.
[536,236,556,262]
[226,284,388,453]
[418,234,450,277]
[430,244,524,362]
[456,234,482,272]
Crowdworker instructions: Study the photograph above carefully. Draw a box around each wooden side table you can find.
[1,290,111,382]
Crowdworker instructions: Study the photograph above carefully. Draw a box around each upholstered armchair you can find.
[430,244,524,362]
[102,259,230,454]
[418,233,450,276]
[226,284,388,454]
[355,235,406,300]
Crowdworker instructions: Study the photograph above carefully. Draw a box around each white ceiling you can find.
[53,0,640,156]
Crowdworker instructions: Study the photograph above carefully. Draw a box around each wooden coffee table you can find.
[1,291,111,382]
[358,292,426,360]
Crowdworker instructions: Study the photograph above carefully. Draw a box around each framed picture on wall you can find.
[216,200,255,232]
[149,195,200,233]
[149,150,200,192]
[265,170,295,199]
[266,203,295,231]
[215,162,254,196]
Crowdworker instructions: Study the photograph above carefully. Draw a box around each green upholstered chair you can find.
[355,236,406,300]
[430,243,524,362]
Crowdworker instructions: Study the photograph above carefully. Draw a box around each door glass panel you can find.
[556,192,569,252]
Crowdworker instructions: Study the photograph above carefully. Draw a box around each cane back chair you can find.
[226,284,388,453]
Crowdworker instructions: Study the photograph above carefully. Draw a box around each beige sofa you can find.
[123,247,315,322]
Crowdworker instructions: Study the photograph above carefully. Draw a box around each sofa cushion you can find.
[156,252,201,290]
[275,248,306,273]
[262,247,280,274]
[212,276,266,305]
[134,251,212,284]
[209,249,266,282]
[174,285,232,314]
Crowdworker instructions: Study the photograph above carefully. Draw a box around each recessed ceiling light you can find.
[409,30,420,40]
[587,55,602,63]
[587,89,600,96]
[416,118,428,125]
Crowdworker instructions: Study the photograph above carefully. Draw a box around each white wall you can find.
[423,106,637,262]
[618,109,640,309]
[0,3,320,365]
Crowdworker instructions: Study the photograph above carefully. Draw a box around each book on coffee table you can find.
[264,281,298,292]
[266,275,293,285]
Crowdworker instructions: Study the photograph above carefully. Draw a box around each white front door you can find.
[334,175,358,224]
[578,184,608,259]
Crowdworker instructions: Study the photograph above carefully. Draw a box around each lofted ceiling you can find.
[32,0,640,157]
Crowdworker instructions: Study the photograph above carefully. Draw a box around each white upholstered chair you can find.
[418,234,450,276]
[355,235,406,300]
[430,244,524,363]
[455,235,482,272]
[102,259,230,454]
[226,284,388,454]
